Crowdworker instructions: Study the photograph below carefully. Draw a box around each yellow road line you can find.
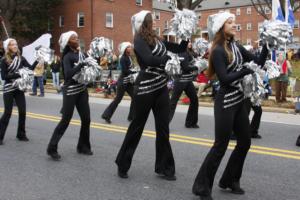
[1,108,300,160]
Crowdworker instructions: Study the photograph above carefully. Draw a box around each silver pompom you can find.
[193,38,209,57]
[263,60,281,79]
[12,68,34,91]
[171,9,198,40]
[88,37,112,59]
[165,52,183,76]
[193,58,208,73]
[73,56,102,84]
[34,45,54,64]
[242,62,266,106]
[259,20,293,50]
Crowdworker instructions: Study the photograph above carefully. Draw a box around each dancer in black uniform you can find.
[296,135,300,147]
[169,42,199,128]
[101,42,135,123]
[245,98,262,138]
[192,12,269,200]
[0,38,33,144]
[115,10,188,180]
[47,31,92,161]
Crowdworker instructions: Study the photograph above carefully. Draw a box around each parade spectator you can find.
[50,55,61,91]
[275,52,292,103]
[30,59,45,97]
[193,70,209,97]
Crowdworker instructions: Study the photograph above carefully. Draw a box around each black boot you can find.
[118,168,128,179]
[296,135,300,147]
[16,134,29,142]
[156,171,177,181]
[47,145,61,161]
[101,115,111,124]
[77,147,93,155]
[219,181,245,195]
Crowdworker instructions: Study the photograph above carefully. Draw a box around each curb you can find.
[43,89,295,114]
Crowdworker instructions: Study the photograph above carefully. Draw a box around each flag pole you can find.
[0,16,9,39]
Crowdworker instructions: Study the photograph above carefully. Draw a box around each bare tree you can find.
[251,0,300,19]
[176,0,204,10]
[0,0,17,38]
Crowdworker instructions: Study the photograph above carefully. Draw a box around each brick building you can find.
[50,0,300,54]
[195,0,300,48]
[51,0,153,54]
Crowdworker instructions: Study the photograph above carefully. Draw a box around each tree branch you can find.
[191,0,204,10]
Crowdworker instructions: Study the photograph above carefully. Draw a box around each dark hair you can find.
[61,45,72,79]
[207,27,234,78]
[137,13,158,46]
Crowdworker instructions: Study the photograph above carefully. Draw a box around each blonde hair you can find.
[4,40,21,65]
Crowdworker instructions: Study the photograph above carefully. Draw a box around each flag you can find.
[286,0,295,28]
[22,33,52,65]
[272,0,285,21]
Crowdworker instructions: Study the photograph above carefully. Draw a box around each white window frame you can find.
[59,16,64,27]
[264,6,271,14]
[247,7,252,15]
[236,24,241,31]
[293,37,300,42]
[136,0,142,6]
[236,8,241,16]
[164,20,169,30]
[153,10,160,20]
[247,23,252,30]
[258,22,263,31]
[294,20,299,29]
[155,27,160,36]
[77,12,85,28]
[105,12,114,28]
[247,39,252,45]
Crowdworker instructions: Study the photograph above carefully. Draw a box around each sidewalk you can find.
[44,84,296,114]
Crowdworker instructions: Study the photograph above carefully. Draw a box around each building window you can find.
[257,7,261,15]
[59,16,64,27]
[247,39,252,45]
[264,6,271,14]
[258,22,263,31]
[294,37,300,42]
[247,23,252,30]
[164,20,169,30]
[236,8,241,16]
[79,39,85,51]
[136,0,142,6]
[155,27,160,36]
[77,12,84,27]
[153,10,160,20]
[294,20,299,29]
[108,39,114,50]
[106,12,113,28]
[197,12,201,20]
[247,7,252,15]
[236,24,241,31]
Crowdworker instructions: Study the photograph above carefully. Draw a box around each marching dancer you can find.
[192,12,269,200]
[47,31,92,161]
[296,135,300,147]
[245,98,262,139]
[169,42,199,128]
[115,10,188,180]
[101,42,135,123]
[0,38,33,144]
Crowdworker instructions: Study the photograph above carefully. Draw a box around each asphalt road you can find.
[0,93,299,200]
